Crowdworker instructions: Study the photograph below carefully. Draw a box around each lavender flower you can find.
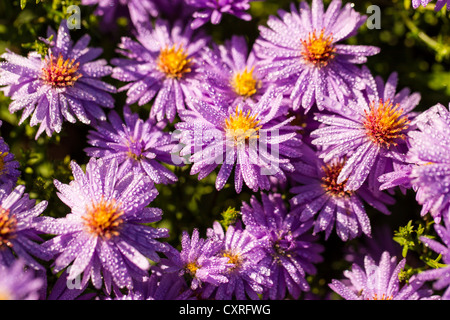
[198,35,274,108]
[0,185,50,271]
[82,0,160,29]
[412,0,450,10]
[175,87,302,194]
[254,0,380,112]
[0,259,45,300]
[311,69,421,192]
[329,251,440,300]
[418,218,450,299]
[0,21,116,139]
[111,19,210,122]
[0,137,20,190]
[201,221,272,300]
[160,228,230,291]
[110,271,195,300]
[289,144,395,241]
[39,158,169,293]
[240,193,324,299]
[185,0,260,29]
[85,105,182,185]
[379,103,450,223]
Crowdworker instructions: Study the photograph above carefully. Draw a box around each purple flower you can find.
[0,21,116,139]
[379,103,450,223]
[254,0,380,112]
[201,222,272,300]
[175,87,302,194]
[160,228,230,291]
[329,251,440,300]
[412,0,450,10]
[110,271,196,300]
[418,218,450,299]
[310,68,421,192]
[240,193,324,299]
[85,105,182,185]
[0,137,20,189]
[198,35,276,108]
[0,185,50,271]
[0,259,45,300]
[289,144,395,241]
[81,0,160,29]
[39,158,169,293]
[185,0,260,29]
[111,19,210,122]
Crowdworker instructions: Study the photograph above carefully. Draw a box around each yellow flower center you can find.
[363,99,410,149]
[224,106,261,144]
[232,67,260,98]
[157,45,193,79]
[301,29,336,67]
[186,262,199,276]
[83,198,124,240]
[223,251,242,271]
[41,53,82,87]
[321,160,353,198]
[0,207,17,250]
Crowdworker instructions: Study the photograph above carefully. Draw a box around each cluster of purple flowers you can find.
[0,0,449,301]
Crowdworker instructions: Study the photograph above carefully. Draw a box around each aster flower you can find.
[185,0,260,29]
[111,19,210,122]
[379,103,450,223]
[329,251,440,300]
[47,269,97,300]
[240,193,324,300]
[417,218,450,299]
[201,221,272,300]
[198,35,285,109]
[160,228,230,291]
[0,185,50,271]
[0,21,116,139]
[254,0,380,112]
[289,144,395,241]
[85,105,182,185]
[0,259,45,300]
[108,271,195,300]
[0,137,20,190]
[82,0,160,29]
[412,0,450,10]
[175,87,302,194]
[39,158,169,293]
[310,68,421,193]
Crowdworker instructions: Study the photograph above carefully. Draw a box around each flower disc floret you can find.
[363,100,410,148]
[157,45,193,79]
[301,29,336,68]
[232,67,260,98]
[83,198,124,240]
[0,207,16,249]
[41,54,82,88]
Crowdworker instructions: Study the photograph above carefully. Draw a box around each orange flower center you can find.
[41,54,82,87]
[157,45,193,79]
[321,160,353,198]
[83,198,124,240]
[301,29,336,67]
[363,99,410,149]
[0,207,17,249]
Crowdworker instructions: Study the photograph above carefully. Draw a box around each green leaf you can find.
[20,0,27,10]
